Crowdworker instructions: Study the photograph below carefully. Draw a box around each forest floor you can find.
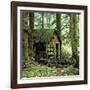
[22,65,79,78]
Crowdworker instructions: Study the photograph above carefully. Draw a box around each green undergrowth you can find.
[22,65,79,78]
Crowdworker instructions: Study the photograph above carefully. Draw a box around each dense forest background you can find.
[21,11,80,78]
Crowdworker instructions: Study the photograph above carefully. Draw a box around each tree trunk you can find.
[56,13,62,59]
[28,12,34,57]
[22,13,30,68]
[42,13,44,29]
[70,14,79,62]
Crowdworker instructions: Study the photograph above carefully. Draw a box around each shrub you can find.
[22,65,79,78]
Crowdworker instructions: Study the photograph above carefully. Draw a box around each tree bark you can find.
[28,12,34,57]
[70,14,79,61]
[56,13,62,59]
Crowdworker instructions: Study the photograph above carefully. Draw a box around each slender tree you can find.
[22,12,30,68]
[56,13,62,59]
[41,12,44,29]
[28,12,34,57]
[70,14,79,63]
